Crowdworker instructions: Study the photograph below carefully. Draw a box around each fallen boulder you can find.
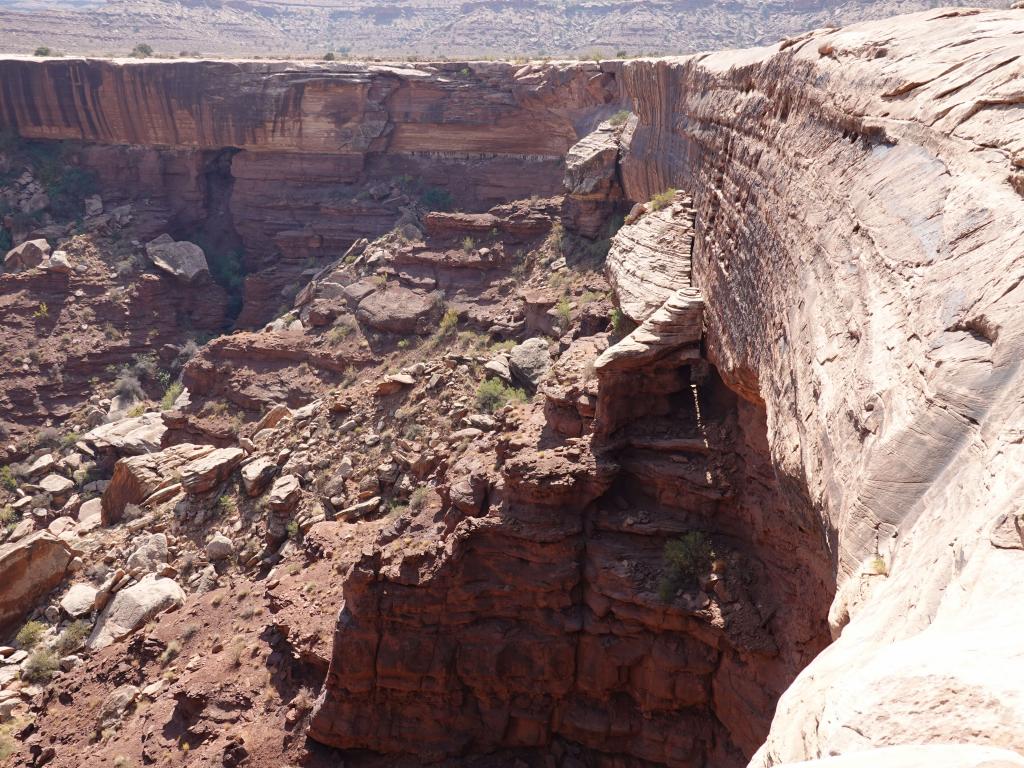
[88,574,185,650]
[3,238,50,272]
[145,236,209,281]
[102,444,216,525]
[356,286,443,334]
[0,531,76,635]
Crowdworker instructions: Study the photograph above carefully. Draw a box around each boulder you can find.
[82,413,167,457]
[126,533,168,573]
[145,236,209,281]
[205,533,234,561]
[241,457,277,497]
[179,447,245,494]
[0,531,76,635]
[268,474,301,512]
[508,338,552,391]
[43,251,72,273]
[25,453,56,478]
[39,473,74,499]
[97,684,139,731]
[60,583,98,618]
[102,443,216,525]
[3,239,50,272]
[88,575,185,650]
[356,286,443,334]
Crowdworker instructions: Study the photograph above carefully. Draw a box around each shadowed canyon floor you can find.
[1,7,1024,768]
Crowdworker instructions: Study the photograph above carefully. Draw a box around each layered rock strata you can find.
[616,8,1024,764]
[0,59,622,325]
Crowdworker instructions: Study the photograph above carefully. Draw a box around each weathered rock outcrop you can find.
[615,8,1024,764]
[0,531,76,635]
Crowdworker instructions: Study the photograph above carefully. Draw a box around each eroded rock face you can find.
[616,9,1024,763]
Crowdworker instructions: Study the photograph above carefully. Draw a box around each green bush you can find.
[21,648,59,682]
[657,532,715,600]
[15,620,46,649]
[160,381,184,410]
[476,378,527,414]
[54,620,91,655]
[437,307,459,336]
[0,465,16,491]
[33,46,52,57]
[649,188,677,211]
[461,236,476,253]
[608,109,631,127]
[323,51,336,61]
[130,43,153,58]
[419,186,453,212]
[556,296,573,328]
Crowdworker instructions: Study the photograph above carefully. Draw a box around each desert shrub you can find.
[556,296,573,328]
[657,532,714,600]
[437,307,459,336]
[160,640,182,666]
[160,381,184,410]
[34,426,60,449]
[476,379,527,414]
[461,236,475,253]
[0,228,11,254]
[409,486,430,512]
[419,186,453,212]
[15,620,46,649]
[54,619,91,655]
[0,505,14,526]
[47,167,98,220]
[323,51,336,61]
[33,302,48,320]
[649,188,677,211]
[114,372,144,401]
[0,466,15,490]
[608,109,631,127]
[130,43,153,57]
[21,648,59,682]
[33,46,51,56]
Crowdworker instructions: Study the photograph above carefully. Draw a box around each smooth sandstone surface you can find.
[616,9,1024,764]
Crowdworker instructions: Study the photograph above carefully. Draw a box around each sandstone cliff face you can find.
[0,59,621,324]
[616,9,1024,764]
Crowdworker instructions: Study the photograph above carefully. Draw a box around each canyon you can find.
[0,6,1023,768]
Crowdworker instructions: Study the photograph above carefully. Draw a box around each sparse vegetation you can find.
[608,109,631,126]
[217,495,238,514]
[114,370,145,402]
[15,620,46,649]
[33,302,49,320]
[327,319,354,345]
[33,46,52,57]
[54,619,91,655]
[419,186,453,212]
[657,532,715,601]
[556,296,573,328]
[461,236,476,253]
[476,378,527,414]
[130,43,153,58]
[160,640,182,666]
[323,51,336,60]
[160,381,184,410]
[649,188,678,211]
[0,466,16,491]
[409,486,430,512]
[437,307,459,337]
[21,648,59,682]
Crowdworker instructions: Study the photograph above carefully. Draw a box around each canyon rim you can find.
[0,5,1023,768]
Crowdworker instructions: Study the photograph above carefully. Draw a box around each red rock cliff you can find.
[618,8,1024,765]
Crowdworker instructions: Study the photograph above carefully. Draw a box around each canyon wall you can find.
[3,10,1024,765]
[0,58,620,323]
[617,8,1024,764]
